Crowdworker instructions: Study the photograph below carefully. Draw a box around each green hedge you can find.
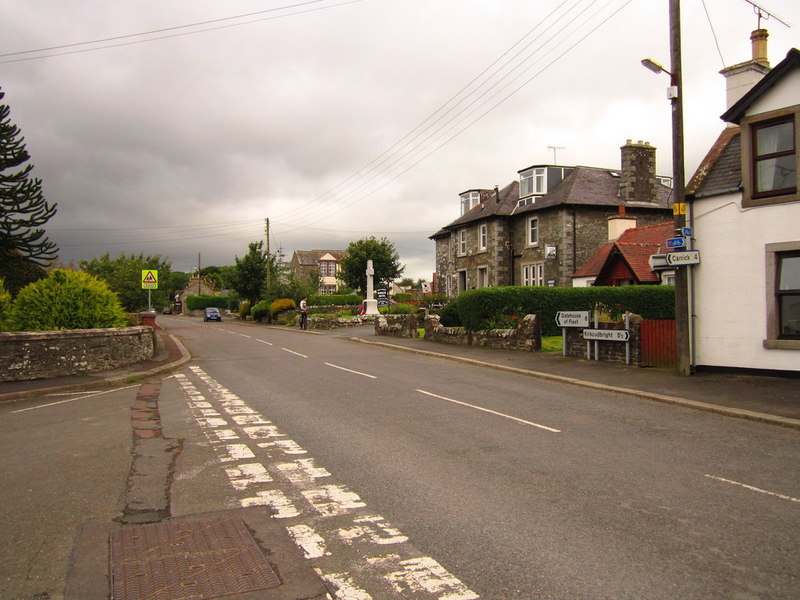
[455,286,675,336]
[186,295,224,310]
[308,294,362,306]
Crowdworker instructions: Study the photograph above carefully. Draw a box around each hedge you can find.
[308,294,362,306]
[186,295,225,310]
[455,286,675,336]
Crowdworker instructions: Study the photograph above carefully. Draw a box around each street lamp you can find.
[642,0,692,376]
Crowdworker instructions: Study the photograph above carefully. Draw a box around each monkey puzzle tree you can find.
[0,88,58,294]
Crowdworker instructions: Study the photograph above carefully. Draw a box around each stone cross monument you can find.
[363,259,379,315]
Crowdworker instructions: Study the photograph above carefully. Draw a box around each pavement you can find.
[1,317,799,600]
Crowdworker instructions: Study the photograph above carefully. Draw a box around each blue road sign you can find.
[666,237,687,249]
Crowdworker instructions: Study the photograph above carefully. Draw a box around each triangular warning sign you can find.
[143,271,157,284]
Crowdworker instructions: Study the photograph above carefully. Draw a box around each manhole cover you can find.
[109,516,281,600]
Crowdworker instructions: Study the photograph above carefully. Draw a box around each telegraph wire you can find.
[0,0,361,64]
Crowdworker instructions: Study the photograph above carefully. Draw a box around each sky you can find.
[1,0,798,281]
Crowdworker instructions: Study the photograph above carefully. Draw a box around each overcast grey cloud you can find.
[2,0,798,280]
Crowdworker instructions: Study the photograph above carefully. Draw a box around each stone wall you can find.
[0,326,155,382]
[374,314,419,338]
[423,314,541,351]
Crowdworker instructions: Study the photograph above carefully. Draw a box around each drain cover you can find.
[109,516,281,600]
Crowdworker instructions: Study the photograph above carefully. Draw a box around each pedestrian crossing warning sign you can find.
[141,270,158,289]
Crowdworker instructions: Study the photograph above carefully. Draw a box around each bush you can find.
[308,294,361,306]
[186,294,225,310]
[238,300,251,320]
[393,293,413,303]
[250,300,270,322]
[8,269,127,331]
[381,303,417,315]
[439,301,462,327]
[454,286,675,336]
[0,278,12,331]
[270,298,296,317]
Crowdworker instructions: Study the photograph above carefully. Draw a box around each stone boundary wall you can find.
[0,326,155,382]
[422,314,541,351]
[562,314,642,365]
[307,315,376,330]
[374,314,419,338]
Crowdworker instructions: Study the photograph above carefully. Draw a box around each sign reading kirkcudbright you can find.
[583,329,630,342]
[555,311,590,328]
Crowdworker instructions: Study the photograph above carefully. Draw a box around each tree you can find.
[0,88,58,289]
[80,252,172,312]
[0,278,12,331]
[8,269,127,331]
[338,237,404,295]
[232,241,268,304]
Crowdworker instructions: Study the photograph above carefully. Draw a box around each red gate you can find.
[639,319,677,368]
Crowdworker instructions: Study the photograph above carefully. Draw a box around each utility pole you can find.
[264,218,271,291]
[669,0,691,376]
[198,252,202,296]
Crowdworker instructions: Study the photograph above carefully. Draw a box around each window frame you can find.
[479,223,488,251]
[764,241,800,349]
[457,228,467,256]
[741,107,800,208]
[519,167,546,198]
[521,262,544,286]
[526,216,539,247]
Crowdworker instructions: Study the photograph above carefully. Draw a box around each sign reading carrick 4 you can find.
[141,270,159,289]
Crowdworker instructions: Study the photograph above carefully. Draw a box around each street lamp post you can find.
[642,0,692,375]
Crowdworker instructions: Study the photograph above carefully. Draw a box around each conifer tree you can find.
[0,88,58,282]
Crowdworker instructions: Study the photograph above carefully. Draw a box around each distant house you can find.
[289,250,345,295]
[686,32,799,373]
[572,221,675,287]
[431,141,674,294]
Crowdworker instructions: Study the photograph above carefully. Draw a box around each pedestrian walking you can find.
[299,297,308,330]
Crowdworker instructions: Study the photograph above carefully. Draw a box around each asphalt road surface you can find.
[156,316,800,600]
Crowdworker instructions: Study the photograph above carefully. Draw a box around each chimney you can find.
[619,140,657,203]
[608,206,637,241]
[719,29,771,110]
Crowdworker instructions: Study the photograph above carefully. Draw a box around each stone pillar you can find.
[363,259,379,315]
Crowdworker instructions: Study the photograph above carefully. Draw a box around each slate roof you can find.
[292,249,345,266]
[573,221,674,284]
[686,127,742,198]
[430,166,673,239]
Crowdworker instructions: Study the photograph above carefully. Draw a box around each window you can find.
[522,263,544,286]
[458,229,467,255]
[460,191,481,215]
[519,167,545,197]
[477,266,488,288]
[753,116,796,197]
[479,224,487,251]
[527,217,539,246]
[765,242,800,348]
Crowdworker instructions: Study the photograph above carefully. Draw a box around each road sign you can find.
[556,311,590,327]
[583,329,630,342]
[665,250,701,266]
[666,237,687,249]
[681,227,693,238]
[141,270,159,289]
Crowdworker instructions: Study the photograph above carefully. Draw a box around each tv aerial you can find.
[742,0,791,29]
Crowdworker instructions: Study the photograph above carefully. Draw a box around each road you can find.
[157,315,800,600]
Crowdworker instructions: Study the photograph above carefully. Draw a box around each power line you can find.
[0,0,360,64]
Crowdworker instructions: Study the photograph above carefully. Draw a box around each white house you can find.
[687,31,799,373]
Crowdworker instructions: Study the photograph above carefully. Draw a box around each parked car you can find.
[203,307,222,322]
[162,306,172,314]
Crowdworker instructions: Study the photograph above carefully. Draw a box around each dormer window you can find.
[520,167,545,197]
[753,115,796,197]
[460,191,481,215]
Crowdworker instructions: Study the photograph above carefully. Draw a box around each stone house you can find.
[289,250,345,295]
[430,141,674,294]
[686,31,799,373]
[572,221,675,287]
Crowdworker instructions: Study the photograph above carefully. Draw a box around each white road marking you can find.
[220,444,255,462]
[258,439,308,455]
[416,389,561,433]
[303,485,367,516]
[257,339,273,346]
[232,414,272,425]
[287,524,331,559]
[10,384,139,413]
[314,570,373,600]
[226,462,273,490]
[705,474,800,503]
[238,333,252,338]
[277,458,331,484]
[282,347,308,358]
[243,424,285,439]
[385,557,479,600]
[325,363,377,379]
[338,515,408,545]
[241,489,300,518]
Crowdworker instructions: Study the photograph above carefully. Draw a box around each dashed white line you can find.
[10,384,139,413]
[256,339,274,346]
[705,474,800,503]
[325,363,377,379]
[282,347,308,358]
[415,389,561,433]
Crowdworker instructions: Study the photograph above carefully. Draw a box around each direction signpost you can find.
[556,311,590,356]
[582,329,630,342]
[665,250,700,266]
